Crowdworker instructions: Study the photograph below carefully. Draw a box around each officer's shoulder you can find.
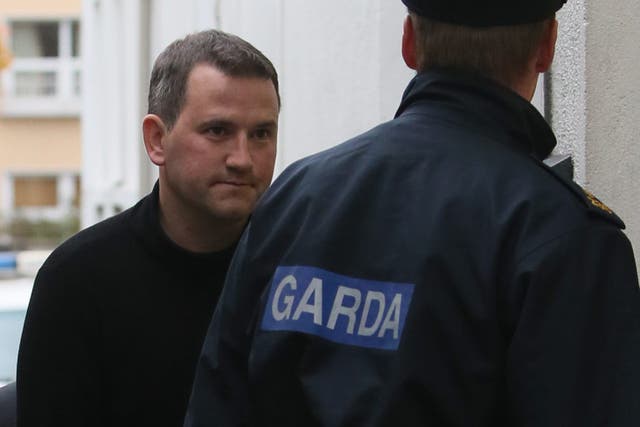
[534,158,625,229]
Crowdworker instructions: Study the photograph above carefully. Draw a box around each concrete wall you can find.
[550,1,587,183]
[552,0,640,268]
[585,0,640,267]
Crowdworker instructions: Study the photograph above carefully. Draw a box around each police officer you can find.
[185,1,640,425]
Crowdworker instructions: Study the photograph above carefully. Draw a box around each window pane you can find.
[11,22,59,58]
[15,71,57,97]
[14,177,58,207]
[72,21,81,57]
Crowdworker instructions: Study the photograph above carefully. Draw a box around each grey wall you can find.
[552,0,640,268]
[586,0,640,267]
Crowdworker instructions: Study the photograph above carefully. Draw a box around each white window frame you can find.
[2,170,80,222]
[1,17,81,118]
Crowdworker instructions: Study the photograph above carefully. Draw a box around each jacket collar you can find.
[395,70,556,160]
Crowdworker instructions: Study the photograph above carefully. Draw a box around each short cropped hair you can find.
[410,13,551,87]
[148,29,280,129]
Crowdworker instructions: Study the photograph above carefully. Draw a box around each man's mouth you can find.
[216,180,250,187]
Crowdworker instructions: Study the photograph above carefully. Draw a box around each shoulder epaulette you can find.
[576,186,625,228]
[538,158,625,229]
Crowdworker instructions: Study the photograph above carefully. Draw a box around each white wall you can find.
[81,0,149,225]
[149,0,217,60]
[552,0,640,268]
[551,1,587,184]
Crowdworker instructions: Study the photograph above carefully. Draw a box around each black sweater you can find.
[17,183,235,426]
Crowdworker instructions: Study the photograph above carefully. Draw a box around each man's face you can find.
[160,64,279,223]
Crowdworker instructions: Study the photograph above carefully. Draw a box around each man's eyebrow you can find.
[199,118,234,128]
[254,120,278,128]
[196,119,278,133]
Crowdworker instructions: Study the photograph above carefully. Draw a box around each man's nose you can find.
[226,134,252,171]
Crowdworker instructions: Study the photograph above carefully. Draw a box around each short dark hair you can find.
[148,29,280,129]
[410,13,551,87]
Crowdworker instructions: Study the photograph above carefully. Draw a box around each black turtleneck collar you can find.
[128,181,236,271]
[395,70,556,161]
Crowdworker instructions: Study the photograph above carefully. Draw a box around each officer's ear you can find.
[402,15,419,70]
[535,18,558,73]
[142,114,168,166]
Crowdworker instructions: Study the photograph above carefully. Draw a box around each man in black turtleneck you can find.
[17,29,280,427]
[186,1,640,426]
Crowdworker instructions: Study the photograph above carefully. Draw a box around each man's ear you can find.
[535,19,558,73]
[142,114,167,166]
[402,15,419,70]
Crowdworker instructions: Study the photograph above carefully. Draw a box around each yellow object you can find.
[584,189,614,215]
[0,36,12,70]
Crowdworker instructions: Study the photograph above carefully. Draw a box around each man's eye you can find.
[207,127,227,137]
[253,129,271,139]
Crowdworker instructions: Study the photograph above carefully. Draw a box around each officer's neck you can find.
[511,69,541,103]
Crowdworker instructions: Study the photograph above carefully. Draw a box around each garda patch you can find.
[261,266,415,351]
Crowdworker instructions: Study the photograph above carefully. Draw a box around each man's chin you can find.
[207,202,255,222]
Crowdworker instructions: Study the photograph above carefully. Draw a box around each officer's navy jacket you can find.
[185,71,640,426]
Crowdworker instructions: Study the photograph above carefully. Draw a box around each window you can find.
[14,176,58,208]
[1,18,81,117]
[2,172,81,222]
[12,21,60,57]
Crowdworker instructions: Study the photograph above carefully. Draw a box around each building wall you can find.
[0,118,80,169]
[0,0,82,222]
[0,0,81,16]
[81,0,150,224]
[585,0,640,267]
[552,0,640,268]
[0,119,80,221]
[550,1,587,184]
